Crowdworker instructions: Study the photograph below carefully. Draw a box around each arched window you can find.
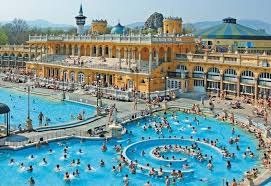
[194,66,204,73]
[241,70,254,78]
[78,73,85,84]
[224,69,237,76]
[208,67,220,74]
[259,72,271,80]
[70,72,75,82]
[241,70,254,84]
[176,65,187,73]
[63,71,68,82]
[180,65,187,71]
[259,72,271,87]
[193,66,204,78]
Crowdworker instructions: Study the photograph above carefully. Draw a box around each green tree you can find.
[2,18,29,44]
[0,28,8,45]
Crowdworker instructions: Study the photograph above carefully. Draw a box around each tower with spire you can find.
[75,4,87,35]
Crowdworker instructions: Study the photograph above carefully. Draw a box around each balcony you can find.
[259,80,271,87]
[168,71,189,79]
[223,76,238,83]
[207,75,221,81]
[193,73,204,78]
[240,78,255,85]
[29,34,195,45]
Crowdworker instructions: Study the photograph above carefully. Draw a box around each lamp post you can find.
[25,81,33,131]
[62,70,65,101]
[162,76,169,99]
[96,74,103,115]
[148,76,153,103]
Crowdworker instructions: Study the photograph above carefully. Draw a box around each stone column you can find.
[96,46,99,57]
[72,45,75,56]
[133,49,136,61]
[84,46,87,56]
[109,47,112,58]
[128,48,131,69]
[124,48,128,64]
[60,45,64,55]
[204,72,208,91]
[164,50,168,62]
[138,50,142,70]
[89,46,93,57]
[255,77,259,103]
[237,75,240,98]
[117,48,121,69]
[35,46,38,61]
[29,45,32,61]
[204,52,208,62]
[78,46,81,56]
[40,46,43,62]
[45,47,48,62]
[149,51,153,73]
[66,45,69,55]
[14,54,17,67]
[220,54,225,63]
[102,46,105,57]
[220,73,224,93]
[156,50,159,66]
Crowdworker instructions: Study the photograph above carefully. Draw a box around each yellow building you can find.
[25,34,195,94]
[163,17,182,35]
[163,52,271,101]
[91,19,108,34]
[0,45,39,68]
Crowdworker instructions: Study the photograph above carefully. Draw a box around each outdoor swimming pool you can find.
[0,87,95,129]
[0,111,263,186]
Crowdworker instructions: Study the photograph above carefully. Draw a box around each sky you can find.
[0,0,270,25]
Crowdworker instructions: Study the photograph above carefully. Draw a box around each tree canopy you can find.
[0,18,77,45]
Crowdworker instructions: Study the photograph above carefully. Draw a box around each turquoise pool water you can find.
[0,87,95,129]
[0,111,263,186]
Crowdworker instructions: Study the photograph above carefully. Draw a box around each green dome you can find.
[195,18,271,40]
[111,23,126,34]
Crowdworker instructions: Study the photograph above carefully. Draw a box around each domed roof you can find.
[0,103,10,114]
[111,23,126,34]
[195,18,271,40]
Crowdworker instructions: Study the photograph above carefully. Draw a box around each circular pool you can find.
[0,111,263,186]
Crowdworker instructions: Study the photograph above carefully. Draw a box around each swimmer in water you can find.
[27,165,33,173]
[207,160,213,170]
[101,144,107,152]
[64,172,70,182]
[19,163,24,169]
[55,164,61,172]
[42,158,47,165]
[28,177,35,185]
[100,159,105,167]
[87,164,92,171]
[9,158,15,165]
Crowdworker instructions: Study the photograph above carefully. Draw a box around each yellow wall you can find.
[163,19,182,35]
[91,22,107,34]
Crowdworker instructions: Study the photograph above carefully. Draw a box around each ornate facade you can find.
[25,34,195,93]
